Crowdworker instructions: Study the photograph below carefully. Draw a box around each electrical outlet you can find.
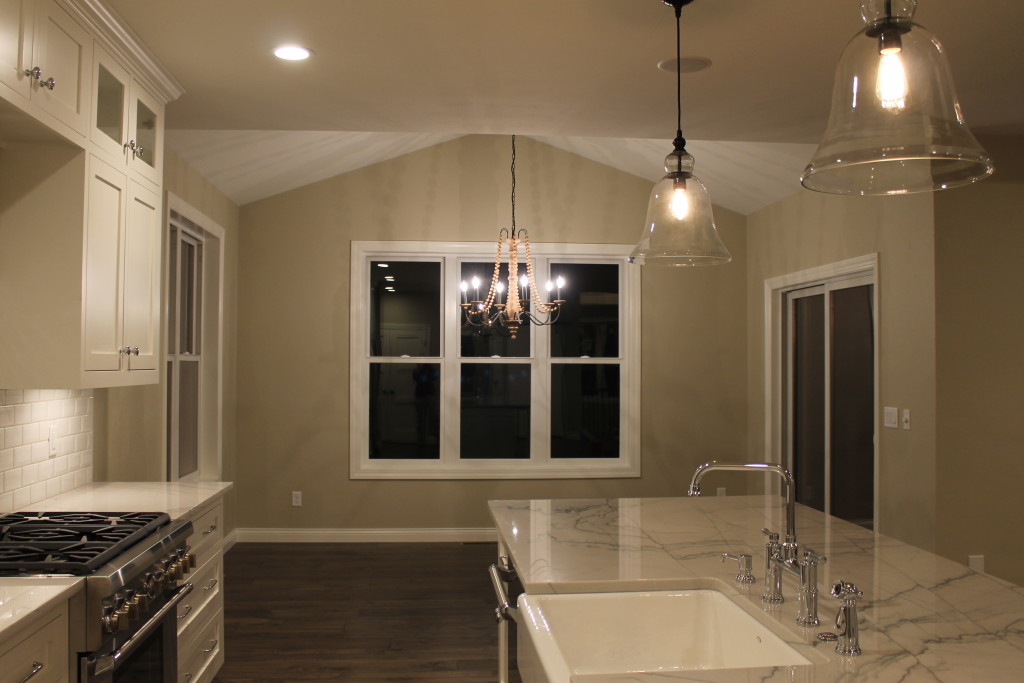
[884,406,898,429]
[716,487,727,497]
[48,426,58,456]
[291,491,302,506]
[968,554,985,573]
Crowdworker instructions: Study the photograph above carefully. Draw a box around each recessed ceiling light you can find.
[657,56,712,74]
[376,263,389,268]
[274,45,313,61]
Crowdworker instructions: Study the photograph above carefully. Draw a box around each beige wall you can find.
[234,135,748,529]
[746,190,937,551]
[935,136,1024,584]
[100,149,240,527]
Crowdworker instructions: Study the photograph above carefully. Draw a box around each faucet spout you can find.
[688,461,798,559]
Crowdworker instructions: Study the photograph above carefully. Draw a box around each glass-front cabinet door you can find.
[90,41,163,187]
[91,42,130,162]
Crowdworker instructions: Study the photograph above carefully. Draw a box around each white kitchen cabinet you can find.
[91,41,163,187]
[0,0,31,98]
[83,155,161,376]
[28,0,90,134]
[0,603,68,683]
[177,499,226,683]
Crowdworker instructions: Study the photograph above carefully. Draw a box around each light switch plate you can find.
[48,426,58,456]
[901,409,912,430]
[884,406,898,429]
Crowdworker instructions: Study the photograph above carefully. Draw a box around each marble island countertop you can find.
[0,481,232,643]
[489,495,1024,682]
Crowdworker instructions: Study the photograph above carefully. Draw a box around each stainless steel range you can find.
[0,511,196,682]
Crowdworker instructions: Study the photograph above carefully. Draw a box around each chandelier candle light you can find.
[459,136,564,339]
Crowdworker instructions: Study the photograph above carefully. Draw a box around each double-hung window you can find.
[350,241,639,479]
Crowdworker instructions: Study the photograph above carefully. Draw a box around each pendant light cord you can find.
[510,135,517,237]
[672,1,685,152]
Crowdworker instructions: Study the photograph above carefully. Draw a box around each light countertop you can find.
[0,481,232,643]
[489,495,1024,682]
[21,480,232,518]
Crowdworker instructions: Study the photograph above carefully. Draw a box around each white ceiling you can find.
[110,0,1024,213]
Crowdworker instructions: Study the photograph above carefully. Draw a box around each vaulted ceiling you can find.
[108,0,1024,213]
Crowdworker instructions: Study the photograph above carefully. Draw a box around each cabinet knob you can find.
[124,140,145,159]
[39,77,56,90]
[24,66,41,79]
[132,346,140,356]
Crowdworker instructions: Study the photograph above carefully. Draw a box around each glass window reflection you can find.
[370,261,441,357]
[369,363,440,459]
[550,263,619,358]
[460,364,530,459]
[551,364,619,458]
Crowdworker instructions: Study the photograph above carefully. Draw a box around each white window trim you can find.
[350,240,641,480]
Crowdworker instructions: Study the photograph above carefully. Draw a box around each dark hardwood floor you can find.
[212,542,522,682]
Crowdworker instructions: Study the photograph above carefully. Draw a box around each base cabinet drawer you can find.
[186,501,223,567]
[178,605,223,683]
[0,604,68,683]
[177,553,222,635]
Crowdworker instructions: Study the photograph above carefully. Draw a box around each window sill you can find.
[350,460,641,480]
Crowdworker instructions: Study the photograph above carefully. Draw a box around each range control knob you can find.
[170,560,184,581]
[103,612,120,634]
[114,606,132,632]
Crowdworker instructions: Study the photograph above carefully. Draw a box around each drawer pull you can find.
[202,524,217,535]
[19,662,44,683]
[203,638,218,653]
[204,579,218,591]
[177,604,192,619]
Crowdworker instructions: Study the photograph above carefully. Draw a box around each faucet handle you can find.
[761,527,780,542]
[802,548,827,565]
[721,553,756,584]
[831,580,862,602]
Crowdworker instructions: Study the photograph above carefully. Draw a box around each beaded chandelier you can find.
[459,136,564,339]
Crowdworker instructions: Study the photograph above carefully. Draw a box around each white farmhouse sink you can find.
[517,589,811,682]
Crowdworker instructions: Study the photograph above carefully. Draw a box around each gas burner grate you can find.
[0,511,171,576]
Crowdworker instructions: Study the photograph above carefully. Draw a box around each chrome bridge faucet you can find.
[689,461,826,626]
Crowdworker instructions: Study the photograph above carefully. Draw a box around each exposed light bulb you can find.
[460,281,468,293]
[876,51,908,112]
[555,276,565,289]
[471,276,481,289]
[519,274,529,288]
[545,281,554,292]
[670,187,690,220]
[496,281,505,293]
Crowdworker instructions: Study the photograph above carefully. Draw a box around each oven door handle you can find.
[93,582,194,676]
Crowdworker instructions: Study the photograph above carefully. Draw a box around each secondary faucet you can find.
[688,461,798,561]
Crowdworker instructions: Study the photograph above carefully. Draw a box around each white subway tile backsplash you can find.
[0,389,93,513]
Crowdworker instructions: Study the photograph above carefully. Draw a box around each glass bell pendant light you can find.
[629,0,731,267]
[802,0,993,195]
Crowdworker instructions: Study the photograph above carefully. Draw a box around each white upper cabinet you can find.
[29,0,91,134]
[0,0,178,388]
[0,0,32,97]
[91,42,163,187]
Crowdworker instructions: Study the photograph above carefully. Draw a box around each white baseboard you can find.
[231,527,498,543]
[222,528,239,552]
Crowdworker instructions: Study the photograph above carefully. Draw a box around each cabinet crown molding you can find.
[65,0,184,104]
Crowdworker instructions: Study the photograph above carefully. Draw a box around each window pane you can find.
[460,261,530,357]
[369,363,440,459]
[460,364,530,459]
[550,263,619,358]
[178,360,200,477]
[551,364,620,458]
[370,261,440,356]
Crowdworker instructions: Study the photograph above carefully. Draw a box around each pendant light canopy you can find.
[629,0,731,267]
[802,0,993,195]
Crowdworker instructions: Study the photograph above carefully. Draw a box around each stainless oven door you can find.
[82,582,193,683]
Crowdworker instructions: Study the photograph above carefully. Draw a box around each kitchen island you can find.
[489,495,1024,682]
